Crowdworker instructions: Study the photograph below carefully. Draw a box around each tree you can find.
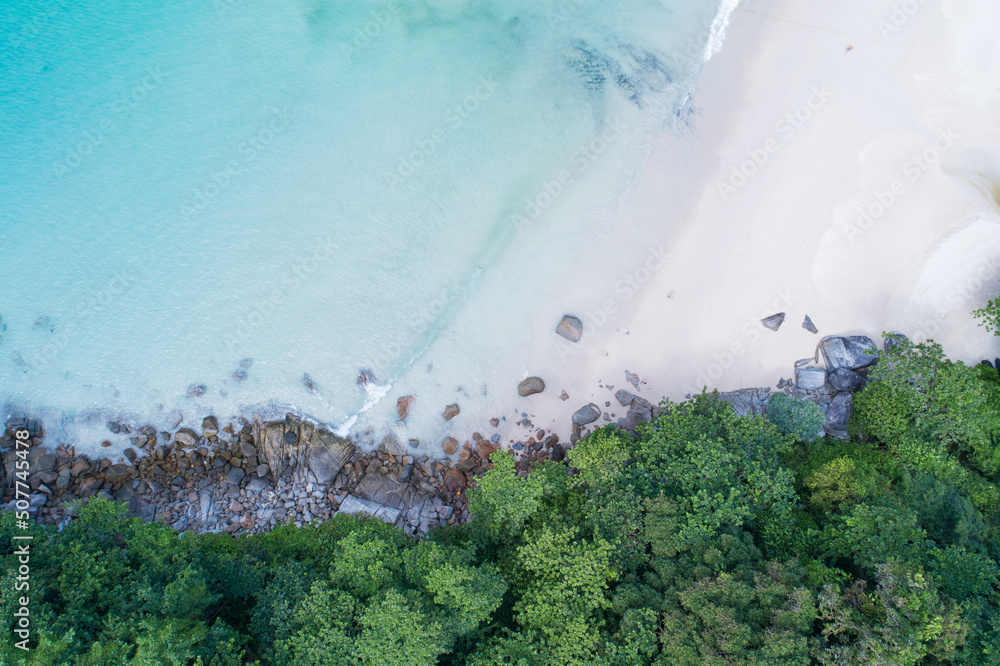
[973,285,1000,336]
[853,338,1000,501]
[468,451,544,544]
[514,526,616,664]
[354,590,444,665]
[815,561,968,665]
[631,394,797,555]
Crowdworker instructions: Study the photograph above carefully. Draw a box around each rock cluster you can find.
[0,413,502,538]
[780,332,899,439]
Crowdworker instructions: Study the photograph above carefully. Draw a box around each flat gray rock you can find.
[377,433,404,456]
[616,401,653,430]
[307,428,355,483]
[572,403,601,426]
[715,387,771,417]
[338,494,401,525]
[761,313,786,331]
[247,477,270,493]
[615,390,635,407]
[796,367,827,390]
[556,315,583,342]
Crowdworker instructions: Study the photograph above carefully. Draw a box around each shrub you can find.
[767,392,825,443]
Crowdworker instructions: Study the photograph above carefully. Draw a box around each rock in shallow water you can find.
[518,377,545,397]
[442,404,460,421]
[396,395,415,420]
[301,373,317,393]
[556,315,583,342]
[802,315,818,334]
[442,437,458,455]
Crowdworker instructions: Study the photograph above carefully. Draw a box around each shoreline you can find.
[8,323,990,538]
[519,0,1000,439]
[5,0,1000,518]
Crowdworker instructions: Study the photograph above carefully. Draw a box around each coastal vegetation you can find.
[4,336,1000,664]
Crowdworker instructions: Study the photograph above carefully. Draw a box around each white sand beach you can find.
[521,0,1000,439]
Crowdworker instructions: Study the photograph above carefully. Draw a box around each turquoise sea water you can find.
[1,0,733,453]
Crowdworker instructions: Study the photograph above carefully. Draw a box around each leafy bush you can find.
[767,392,825,442]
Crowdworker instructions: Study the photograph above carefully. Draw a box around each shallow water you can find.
[1,0,733,455]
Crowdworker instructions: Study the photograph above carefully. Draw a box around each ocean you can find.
[0,0,735,455]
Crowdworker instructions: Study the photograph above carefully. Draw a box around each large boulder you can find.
[820,335,879,372]
[518,377,545,397]
[257,421,289,478]
[616,401,652,430]
[828,367,865,392]
[338,494,401,525]
[795,367,827,390]
[572,403,601,426]
[715,387,771,417]
[377,433,404,456]
[825,392,853,439]
[307,428,355,484]
[555,315,583,342]
[353,473,416,510]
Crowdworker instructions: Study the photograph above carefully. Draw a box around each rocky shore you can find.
[0,329,931,537]
[0,405,577,537]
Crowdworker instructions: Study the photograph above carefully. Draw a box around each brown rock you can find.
[202,415,219,435]
[101,440,112,447]
[518,377,545,397]
[442,404,460,421]
[174,428,199,447]
[442,437,459,455]
[477,441,499,459]
[396,395,415,420]
[443,469,465,492]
